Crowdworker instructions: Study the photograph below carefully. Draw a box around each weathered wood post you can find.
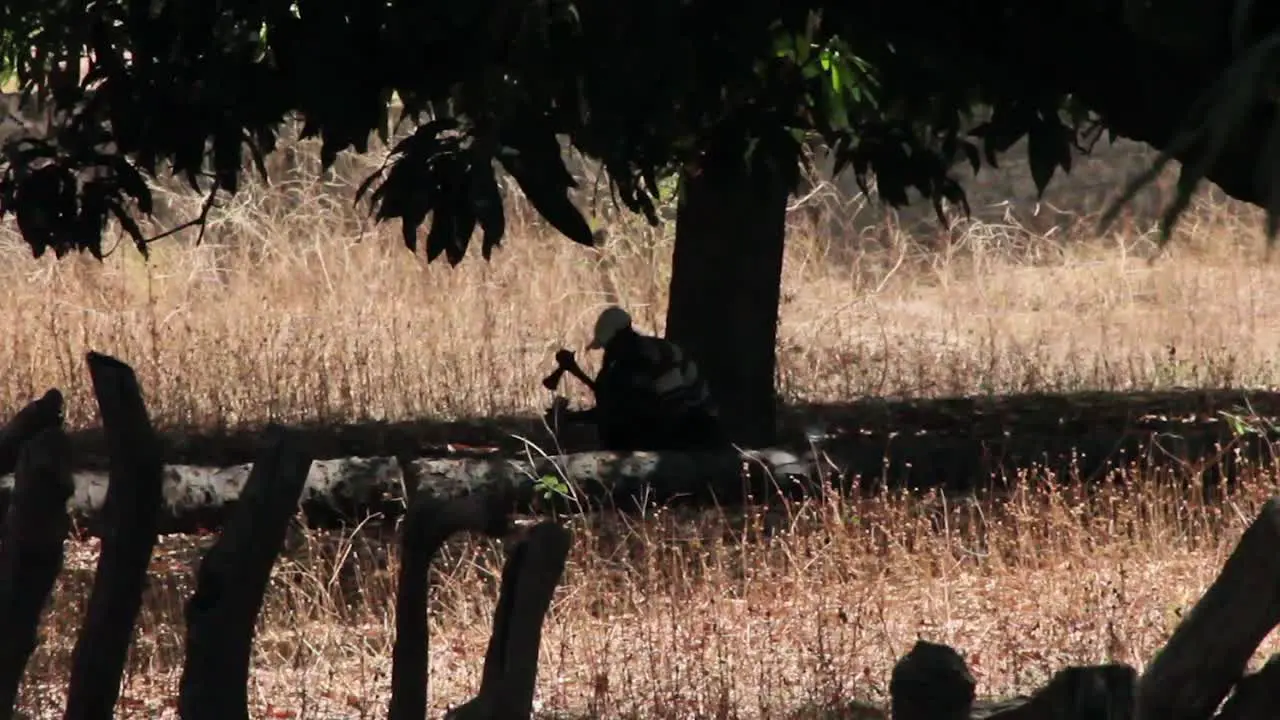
[1214,654,1280,720]
[1135,496,1280,720]
[0,391,72,720]
[981,664,1137,719]
[0,389,64,482]
[446,521,571,720]
[178,424,314,720]
[888,640,975,720]
[62,353,167,720]
[387,466,515,720]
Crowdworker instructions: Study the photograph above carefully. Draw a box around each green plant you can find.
[534,473,571,502]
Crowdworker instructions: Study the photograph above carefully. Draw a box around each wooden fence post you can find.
[981,664,1137,719]
[1136,496,1280,720]
[0,417,73,719]
[178,424,313,720]
[63,353,166,720]
[889,640,975,720]
[1214,654,1280,720]
[387,471,514,720]
[446,521,571,720]
[0,389,63,481]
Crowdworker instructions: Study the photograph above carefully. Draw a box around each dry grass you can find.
[5,136,1280,718]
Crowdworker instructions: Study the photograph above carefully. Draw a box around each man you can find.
[549,306,726,452]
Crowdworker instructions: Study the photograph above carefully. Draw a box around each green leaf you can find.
[534,473,570,500]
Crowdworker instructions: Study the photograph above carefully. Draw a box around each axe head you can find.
[542,366,566,391]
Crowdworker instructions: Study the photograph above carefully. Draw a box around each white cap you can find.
[587,305,632,350]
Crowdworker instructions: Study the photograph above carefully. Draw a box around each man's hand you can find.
[554,349,577,369]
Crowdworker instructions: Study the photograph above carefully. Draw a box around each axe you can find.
[541,349,597,393]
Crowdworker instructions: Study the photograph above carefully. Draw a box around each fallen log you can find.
[0,448,821,535]
[3,385,1275,537]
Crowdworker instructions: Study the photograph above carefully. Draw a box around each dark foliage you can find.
[0,1,1278,261]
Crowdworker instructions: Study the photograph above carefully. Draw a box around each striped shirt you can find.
[596,334,718,422]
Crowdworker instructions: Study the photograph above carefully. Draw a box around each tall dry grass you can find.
[1,136,1279,430]
[4,135,1280,718]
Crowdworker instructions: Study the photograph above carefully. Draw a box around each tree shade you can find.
[2,1,1277,444]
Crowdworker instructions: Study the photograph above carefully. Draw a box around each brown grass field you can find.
[4,135,1280,718]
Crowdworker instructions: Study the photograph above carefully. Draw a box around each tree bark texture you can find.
[0,389,64,480]
[0,425,74,719]
[1135,497,1280,720]
[178,424,314,720]
[0,448,820,536]
[0,414,1275,537]
[1215,654,1280,720]
[447,522,571,720]
[387,480,515,720]
[63,352,167,720]
[982,664,1137,719]
[666,162,792,447]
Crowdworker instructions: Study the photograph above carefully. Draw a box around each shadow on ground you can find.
[52,388,1280,495]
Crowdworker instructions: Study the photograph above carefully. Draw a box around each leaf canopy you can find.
[0,0,1278,261]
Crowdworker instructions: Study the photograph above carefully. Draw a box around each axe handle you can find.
[563,361,596,393]
[541,354,596,393]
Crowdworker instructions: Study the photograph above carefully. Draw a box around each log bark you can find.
[0,387,1276,537]
[178,424,314,720]
[0,424,74,720]
[0,385,1270,538]
[890,640,975,720]
[387,469,515,720]
[447,522,571,720]
[1135,497,1280,720]
[1214,654,1280,720]
[981,664,1137,719]
[63,352,167,720]
[0,448,819,535]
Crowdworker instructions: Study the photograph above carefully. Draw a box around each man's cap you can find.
[587,305,632,350]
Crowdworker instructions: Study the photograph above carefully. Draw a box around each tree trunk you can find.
[665,163,791,447]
